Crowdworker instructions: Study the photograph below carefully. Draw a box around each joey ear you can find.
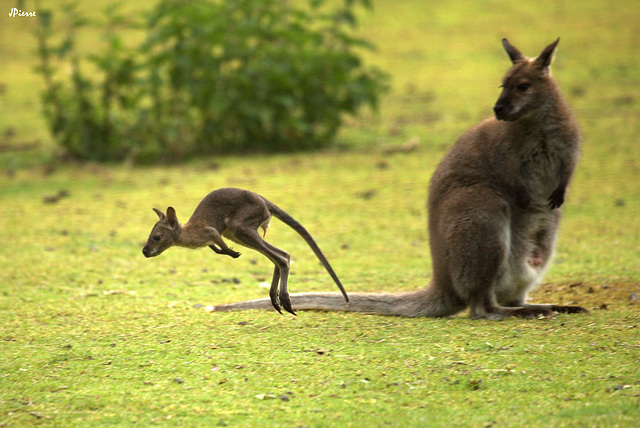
[153,208,165,220]
[534,37,560,69]
[502,38,525,63]
[166,207,178,228]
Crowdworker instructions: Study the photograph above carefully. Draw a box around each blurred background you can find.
[1,0,638,291]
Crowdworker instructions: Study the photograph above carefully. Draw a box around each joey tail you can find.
[265,200,349,303]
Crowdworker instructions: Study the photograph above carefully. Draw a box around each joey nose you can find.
[142,246,152,257]
[493,103,505,119]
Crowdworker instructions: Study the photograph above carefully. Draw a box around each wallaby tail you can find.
[266,201,349,302]
[211,286,465,318]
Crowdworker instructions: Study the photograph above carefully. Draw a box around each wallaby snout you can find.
[493,101,508,121]
[493,78,532,122]
[493,94,517,122]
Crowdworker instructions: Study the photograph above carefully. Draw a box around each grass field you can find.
[1,0,639,426]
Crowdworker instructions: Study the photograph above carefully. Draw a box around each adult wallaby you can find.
[210,38,588,319]
[142,188,349,315]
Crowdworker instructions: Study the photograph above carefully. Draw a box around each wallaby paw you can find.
[548,188,565,209]
[229,250,241,258]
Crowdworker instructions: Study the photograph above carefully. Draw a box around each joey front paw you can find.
[228,250,241,258]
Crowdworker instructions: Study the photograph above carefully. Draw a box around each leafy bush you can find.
[35,0,388,163]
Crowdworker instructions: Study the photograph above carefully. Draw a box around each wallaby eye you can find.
[517,83,531,93]
[153,235,161,242]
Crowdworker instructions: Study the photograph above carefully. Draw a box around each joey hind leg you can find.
[274,257,293,315]
[264,247,293,315]
[228,225,294,315]
[260,243,293,315]
[268,266,284,315]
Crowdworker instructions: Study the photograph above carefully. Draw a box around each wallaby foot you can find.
[548,305,589,314]
[470,306,548,320]
[518,303,589,316]
[475,303,588,320]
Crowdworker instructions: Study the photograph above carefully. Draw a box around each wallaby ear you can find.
[534,37,560,68]
[502,38,525,63]
[166,207,178,229]
[153,208,165,220]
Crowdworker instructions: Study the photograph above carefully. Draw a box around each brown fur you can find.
[211,39,588,319]
[142,188,348,315]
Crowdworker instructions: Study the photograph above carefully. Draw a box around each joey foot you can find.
[267,286,296,316]
[279,291,296,316]
[268,286,283,315]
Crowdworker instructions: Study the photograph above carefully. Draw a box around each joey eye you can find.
[153,235,161,242]
[516,83,531,93]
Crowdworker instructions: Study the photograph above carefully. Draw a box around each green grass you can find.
[1,0,640,426]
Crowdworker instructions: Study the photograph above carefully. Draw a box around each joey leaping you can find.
[142,187,348,315]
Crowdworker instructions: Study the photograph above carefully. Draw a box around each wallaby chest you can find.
[512,120,578,205]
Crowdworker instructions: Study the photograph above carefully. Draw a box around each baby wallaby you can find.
[210,38,587,320]
[142,188,348,315]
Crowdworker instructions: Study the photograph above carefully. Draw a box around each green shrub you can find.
[35,0,388,163]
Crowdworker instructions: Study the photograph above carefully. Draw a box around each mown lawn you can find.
[1,0,639,426]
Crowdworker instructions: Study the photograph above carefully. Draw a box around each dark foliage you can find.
[35,0,388,163]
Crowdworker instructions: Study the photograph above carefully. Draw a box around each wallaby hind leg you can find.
[441,188,551,320]
[227,225,294,315]
[503,215,587,316]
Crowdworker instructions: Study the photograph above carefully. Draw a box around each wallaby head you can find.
[142,207,181,258]
[493,38,560,121]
